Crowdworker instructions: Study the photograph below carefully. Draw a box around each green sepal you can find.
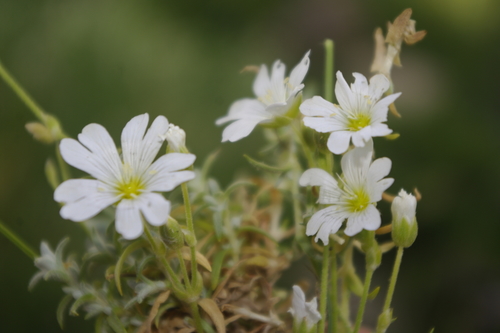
[56,294,73,329]
[376,308,393,333]
[368,286,380,300]
[392,217,418,248]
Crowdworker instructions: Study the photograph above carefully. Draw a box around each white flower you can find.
[301,71,401,154]
[299,141,393,244]
[54,114,196,240]
[216,51,310,142]
[288,285,321,330]
[164,123,186,152]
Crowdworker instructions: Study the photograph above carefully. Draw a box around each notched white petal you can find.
[115,200,143,240]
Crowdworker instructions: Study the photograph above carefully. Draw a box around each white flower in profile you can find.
[288,285,321,330]
[216,51,310,142]
[164,123,186,153]
[299,140,393,244]
[301,71,401,154]
[54,114,196,240]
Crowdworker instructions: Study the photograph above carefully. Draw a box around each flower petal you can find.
[369,178,394,202]
[138,193,171,226]
[344,204,381,236]
[368,157,392,182]
[221,116,268,142]
[372,92,401,123]
[216,99,268,125]
[136,115,170,171]
[368,74,390,101]
[115,199,143,240]
[289,285,306,319]
[335,71,355,111]
[370,123,392,137]
[327,131,352,155]
[54,179,110,203]
[299,168,340,204]
[351,126,373,147]
[306,206,346,245]
[289,50,311,89]
[303,117,344,133]
[270,60,286,102]
[146,170,195,192]
[300,96,337,117]
[253,65,270,98]
[351,72,369,96]
[341,140,373,187]
[59,189,118,222]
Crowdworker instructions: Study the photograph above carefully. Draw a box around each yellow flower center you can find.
[116,178,144,199]
[347,114,371,131]
[346,189,370,213]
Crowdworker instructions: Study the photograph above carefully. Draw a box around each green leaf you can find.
[95,314,106,333]
[368,286,380,300]
[115,239,148,295]
[213,210,224,242]
[243,154,290,172]
[70,293,95,316]
[211,249,229,290]
[224,180,255,196]
[201,150,220,180]
[56,294,73,329]
[106,314,127,333]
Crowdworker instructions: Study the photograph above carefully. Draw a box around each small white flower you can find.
[216,51,310,142]
[299,141,393,244]
[301,71,401,154]
[288,285,321,330]
[164,123,186,152]
[54,114,196,240]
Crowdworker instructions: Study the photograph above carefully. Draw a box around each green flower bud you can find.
[160,218,184,250]
[391,189,418,248]
[25,122,54,144]
[181,226,197,247]
[357,230,381,271]
[376,308,393,333]
[44,158,60,190]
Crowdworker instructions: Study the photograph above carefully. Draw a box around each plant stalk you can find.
[318,245,330,333]
[352,268,374,333]
[0,219,37,260]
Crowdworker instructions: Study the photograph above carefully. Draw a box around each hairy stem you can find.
[318,245,330,333]
[328,245,338,333]
[0,219,37,260]
[353,269,374,333]
[181,183,199,289]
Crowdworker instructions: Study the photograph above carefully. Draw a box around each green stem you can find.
[0,60,46,122]
[189,301,205,333]
[56,145,71,182]
[340,243,353,330]
[324,39,335,103]
[176,248,192,290]
[318,245,330,333]
[0,219,38,260]
[378,246,404,330]
[181,183,198,289]
[352,269,374,333]
[328,246,338,333]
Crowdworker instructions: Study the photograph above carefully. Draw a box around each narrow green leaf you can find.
[95,314,106,333]
[243,154,289,173]
[107,314,127,333]
[56,294,73,329]
[201,150,220,180]
[213,210,224,241]
[237,226,278,243]
[368,286,380,300]
[69,293,95,316]
[211,249,229,290]
[115,239,148,295]
[224,180,255,196]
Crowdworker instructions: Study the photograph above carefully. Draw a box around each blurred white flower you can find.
[301,71,401,154]
[54,114,196,240]
[216,51,310,142]
[164,123,186,153]
[288,285,321,330]
[299,141,393,244]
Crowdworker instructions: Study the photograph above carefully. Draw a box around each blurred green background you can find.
[1,0,500,332]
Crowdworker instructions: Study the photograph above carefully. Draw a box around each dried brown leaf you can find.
[371,27,387,73]
[138,291,171,333]
[198,298,226,333]
[386,8,412,45]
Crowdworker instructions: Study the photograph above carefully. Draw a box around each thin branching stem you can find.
[353,268,374,333]
[181,183,199,289]
[0,219,37,260]
[318,244,330,333]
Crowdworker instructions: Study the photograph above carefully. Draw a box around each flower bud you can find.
[165,123,187,153]
[391,189,418,248]
[25,122,54,144]
[376,308,393,333]
[160,218,184,250]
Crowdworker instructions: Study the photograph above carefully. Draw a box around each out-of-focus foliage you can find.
[1,0,500,332]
